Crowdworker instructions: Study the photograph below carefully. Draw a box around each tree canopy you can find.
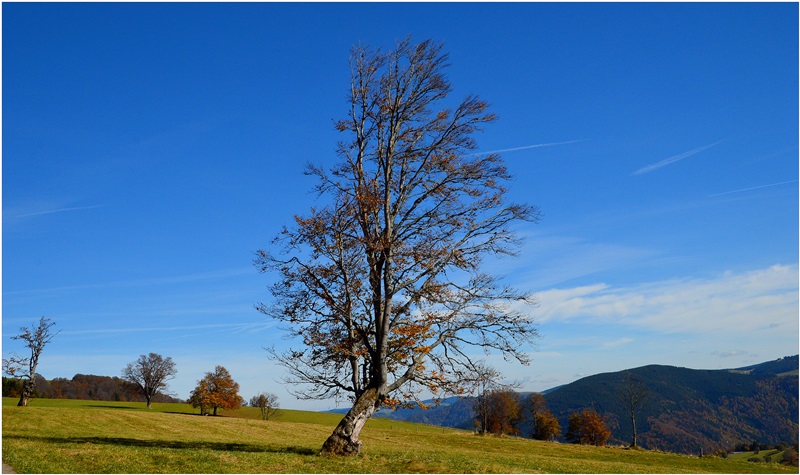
[565,409,612,446]
[122,353,177,409]
[189,365,244,416]
[474,388,521,435]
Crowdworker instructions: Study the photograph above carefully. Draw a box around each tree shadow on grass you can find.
[3,435,316,456]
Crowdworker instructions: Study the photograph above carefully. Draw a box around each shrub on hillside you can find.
[782,447,798,467]
[565,409,611,446]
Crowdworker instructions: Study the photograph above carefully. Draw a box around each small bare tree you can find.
[471,364,502,435]
[250,392,280,420]
[622,371,648,448]
[122,353,177,409]
[2,317,59,406]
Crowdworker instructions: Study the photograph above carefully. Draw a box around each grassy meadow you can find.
[727,449,792,464]
[2,397,796,473]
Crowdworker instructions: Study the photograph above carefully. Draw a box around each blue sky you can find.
[3,3,797,411]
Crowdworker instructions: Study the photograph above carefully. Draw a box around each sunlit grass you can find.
[2,398,795,473]
[727,449,789,463]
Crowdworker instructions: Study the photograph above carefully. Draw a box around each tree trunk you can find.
[17,381,33,407]
[320,387,381,456]
[146,395,152,409]
[630,411,637,448]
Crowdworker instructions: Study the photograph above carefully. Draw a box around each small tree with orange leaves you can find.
[475,388,521,435]
[189,366,244,416]
[256,37,540,456]
[565,409,611,446]
[525,393,561,441]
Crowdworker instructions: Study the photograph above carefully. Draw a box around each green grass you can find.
[727,449,789,463]
[2,398,796,473]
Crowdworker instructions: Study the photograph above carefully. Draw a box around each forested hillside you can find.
[2,374,181,404]
[372,356,799,455]
[369,396,475,430]
[542,358,798,453]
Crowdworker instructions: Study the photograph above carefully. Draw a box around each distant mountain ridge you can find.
[365,355,798,454]
[732,355,799,376]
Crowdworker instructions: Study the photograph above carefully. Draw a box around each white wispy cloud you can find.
[60,323,239,335]
[60,321,274,336]
[632,141,721,175]
[3,268,253,297]
[10,204,106,219]
[504,232,660,290]
[474,139,587,156]
[535,264,798,334]
[709,179,798,198]
[602,337,634,348]
[711,349,754,359]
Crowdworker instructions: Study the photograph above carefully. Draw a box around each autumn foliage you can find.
[189,366,244,416]
[565,409,612,446]
[526,393,562,441]
[475,389,521,435]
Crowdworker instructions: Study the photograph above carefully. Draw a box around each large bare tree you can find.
[122,353,177,409]
[2,317,59,407]
[256,37,540,456]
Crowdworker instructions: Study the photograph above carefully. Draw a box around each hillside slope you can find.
[543,358,798,453]
[373,356,799,454]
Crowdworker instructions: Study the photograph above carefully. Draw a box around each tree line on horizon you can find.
[2,373,181,404]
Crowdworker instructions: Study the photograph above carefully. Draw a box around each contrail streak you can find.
[474,139,587,156]
[708,179,798,197]
[14,204,105,218]
[633,141,721,175]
